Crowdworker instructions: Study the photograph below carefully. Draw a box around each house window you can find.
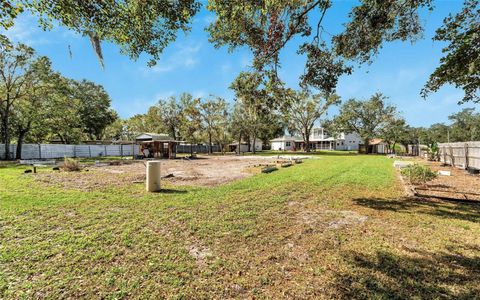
[286,142,291,147]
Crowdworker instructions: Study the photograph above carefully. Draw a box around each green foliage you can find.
[230,71,281,152]
[200,96,230,153]
[0,41,42,159]
[1,38,119,158]
[0,2,22,29]
[334,0,432,63]
[284,90,340,152]
[1,0,201,67]
[179,93,203,149]
[427,142,440,161]
[330,93,398,145]
[74,80,117,140]
[448,108,480,141]
[401,163,437,185]
[422,0,480,103]
[380,118,411,153]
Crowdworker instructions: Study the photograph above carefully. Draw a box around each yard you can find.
[1,155,479,299]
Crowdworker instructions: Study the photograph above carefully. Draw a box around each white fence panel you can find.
[438,141,480,169]
[0,143,139,160]
[1,142,221,160]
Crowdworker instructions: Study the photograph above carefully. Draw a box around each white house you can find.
[270,127,362,151]
[270,136,296,151]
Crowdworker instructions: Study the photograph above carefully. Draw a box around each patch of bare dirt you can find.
[299,209,368,230]
[187,244,213,266]
[406,160,480,202]
[34,156,277,191]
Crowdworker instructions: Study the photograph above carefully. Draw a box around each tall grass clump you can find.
[62,157,82,172]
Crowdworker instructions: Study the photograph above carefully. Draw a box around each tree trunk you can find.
[252,135,256,154]
[208,133,212,154]
[305,135,311,152]
[2,114,11,160]
[237,135,241,155]
[304,126,311,152]
[16,131,26,160]
[364,139,370,154]
[190,142,193,156]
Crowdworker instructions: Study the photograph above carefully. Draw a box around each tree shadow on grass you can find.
[354,196,480,223]
[331,247,480,299]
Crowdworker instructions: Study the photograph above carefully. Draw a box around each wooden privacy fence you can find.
[0,143,223,160]
[176,144,221,154]
[438,141,480,170]
[0,144,139,160]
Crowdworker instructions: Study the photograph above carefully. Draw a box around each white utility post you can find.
[146,161,161,192]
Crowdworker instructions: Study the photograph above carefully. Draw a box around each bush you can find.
[427,142,439,161]
[62,157,82,172]
[401,163,437,185]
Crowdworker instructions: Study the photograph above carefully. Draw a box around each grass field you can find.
[1,155,479,299]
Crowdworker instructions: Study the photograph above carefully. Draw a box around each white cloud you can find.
[117,90,176,117]
[221,63,232,73]
[192,90,206,99]
[140,42,201,76]
[1,15,51,46]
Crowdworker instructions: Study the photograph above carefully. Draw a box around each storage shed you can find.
[135,133,180,159]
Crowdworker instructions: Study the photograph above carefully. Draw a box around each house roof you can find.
[228,138,263,145]
[270,135,296,142]
[369,138,385,145]
[136,133,175,141]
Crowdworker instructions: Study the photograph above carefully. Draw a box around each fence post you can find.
[38,144,42,159]
[443,146,447,164]
[465,143,469,169]
[449,146,455,167]
[88,145,92,158]
[120,144,123,158]
[105,145,107,157]
[73,145,77,158]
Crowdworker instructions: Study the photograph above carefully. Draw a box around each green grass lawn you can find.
[1,156,479,299]
[248,150,359,156]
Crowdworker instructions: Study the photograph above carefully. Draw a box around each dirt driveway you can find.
[35,156,280,191]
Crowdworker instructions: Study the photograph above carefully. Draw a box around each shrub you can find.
[401,163,437,185]
[427,142,439,161]
[62,157,82,172]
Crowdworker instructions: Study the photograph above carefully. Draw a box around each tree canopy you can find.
[330,93,398,146]
[1,0,201,67]
[2,1,477,102]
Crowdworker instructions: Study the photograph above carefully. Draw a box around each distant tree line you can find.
[0,39,117,159]
[2,36,476,160]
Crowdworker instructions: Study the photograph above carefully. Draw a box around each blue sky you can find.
[2,0,478,127]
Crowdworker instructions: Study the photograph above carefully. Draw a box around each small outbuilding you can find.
[359,138,388,154]
[135,133,180,159]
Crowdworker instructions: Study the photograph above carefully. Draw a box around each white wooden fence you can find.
[438,141,480,170]
[0,143,223,160]
[0,144,139,160]
[176,144,221,153]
